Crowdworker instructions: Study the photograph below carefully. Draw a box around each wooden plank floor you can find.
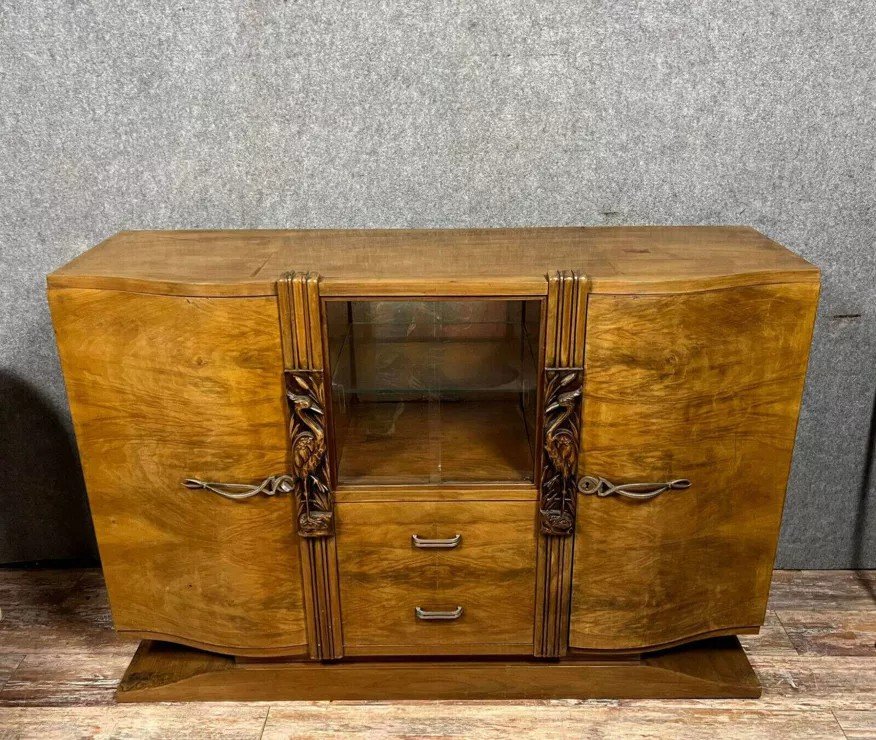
[0,569,872,739]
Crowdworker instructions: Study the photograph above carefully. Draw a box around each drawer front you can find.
[336,500,537,655]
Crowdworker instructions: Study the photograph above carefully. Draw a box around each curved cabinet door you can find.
[49,289,307,656]
[570,281,818,651]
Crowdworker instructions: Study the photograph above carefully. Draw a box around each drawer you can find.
[336,500,537,656]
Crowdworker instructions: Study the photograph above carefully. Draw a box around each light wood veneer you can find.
[46,226,819,700]
[47,289,307,655]
[337,400,534,484]
[48,226,817,297]
[336,500,537,655]
[571,282,818,651]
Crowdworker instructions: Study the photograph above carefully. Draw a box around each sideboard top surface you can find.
[47,226,818,297]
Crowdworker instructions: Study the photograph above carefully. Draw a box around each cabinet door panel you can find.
[570,282,818,651]
[49,289,307,655]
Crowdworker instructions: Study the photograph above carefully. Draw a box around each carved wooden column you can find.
[277,272,343,660]
[534,270,589,657]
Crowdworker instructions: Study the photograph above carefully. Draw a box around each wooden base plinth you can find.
[117,637,761,702]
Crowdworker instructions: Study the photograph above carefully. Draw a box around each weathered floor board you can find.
[738,609,798,656]
[261,704,848,739]
[778,610,876,656]
[834,710,876,739]
[0,568,872,738]
[0,705,270,739]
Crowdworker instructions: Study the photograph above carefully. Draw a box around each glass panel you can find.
[326,300,541,485]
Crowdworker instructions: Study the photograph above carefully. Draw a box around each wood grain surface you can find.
[44,230,826,712]
[277,272,344,661]
[48,289,308,655]
[571,282,820,651]
[47,226,818,297]
[0,568,872,737]
[335,501,537,654]
[337,400,534,484]
[113,636,762,701]
[534,271,587,657]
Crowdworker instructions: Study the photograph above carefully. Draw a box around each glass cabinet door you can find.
[325,299,542,485]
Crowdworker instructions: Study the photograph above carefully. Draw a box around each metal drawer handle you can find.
[411,533,462,549]
[579,475,691,501]
[415,606,464,621]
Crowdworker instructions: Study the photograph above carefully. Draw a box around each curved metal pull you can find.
[415,606,464,621]
[182,475,296,501]
[411,534,462,549]
[579,475,691,501]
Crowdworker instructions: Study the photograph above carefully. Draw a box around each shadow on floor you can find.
[0,370,97,565]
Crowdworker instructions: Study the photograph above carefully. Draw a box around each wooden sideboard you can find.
[47,227,819,700]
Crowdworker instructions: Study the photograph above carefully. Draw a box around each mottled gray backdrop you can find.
[1,1,873,567]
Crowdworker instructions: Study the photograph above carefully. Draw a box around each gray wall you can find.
[1,1,873,567]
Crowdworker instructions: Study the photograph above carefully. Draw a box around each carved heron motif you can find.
[287,390,324,482]
[285,373,333,536]
[544,386,581,477]
[540,370,582,535]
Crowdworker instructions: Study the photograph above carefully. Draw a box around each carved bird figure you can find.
[544,387,581,477]
[540,380,581,535]
[287,390,325,484]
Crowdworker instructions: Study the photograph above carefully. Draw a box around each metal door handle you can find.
[415,606,464,621]
[183,475,295,500]
[411,533,462,549]
[579,475,691,501]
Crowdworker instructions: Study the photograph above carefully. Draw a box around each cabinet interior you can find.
[326,299,542,485]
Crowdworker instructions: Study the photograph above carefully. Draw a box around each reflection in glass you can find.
[326,300,541,485]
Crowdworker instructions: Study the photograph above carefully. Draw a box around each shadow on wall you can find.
[0,370,97,565]
[854,387,876,597]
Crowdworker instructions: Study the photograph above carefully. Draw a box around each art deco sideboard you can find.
[47,227,819,700]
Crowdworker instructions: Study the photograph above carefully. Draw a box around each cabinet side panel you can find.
[48,288,307,653]
[571,282,818,651]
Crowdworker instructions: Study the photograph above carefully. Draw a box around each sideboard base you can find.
[116,636,761,702]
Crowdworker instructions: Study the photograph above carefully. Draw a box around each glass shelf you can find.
[329,323,538,395]
[326,300,542,486]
